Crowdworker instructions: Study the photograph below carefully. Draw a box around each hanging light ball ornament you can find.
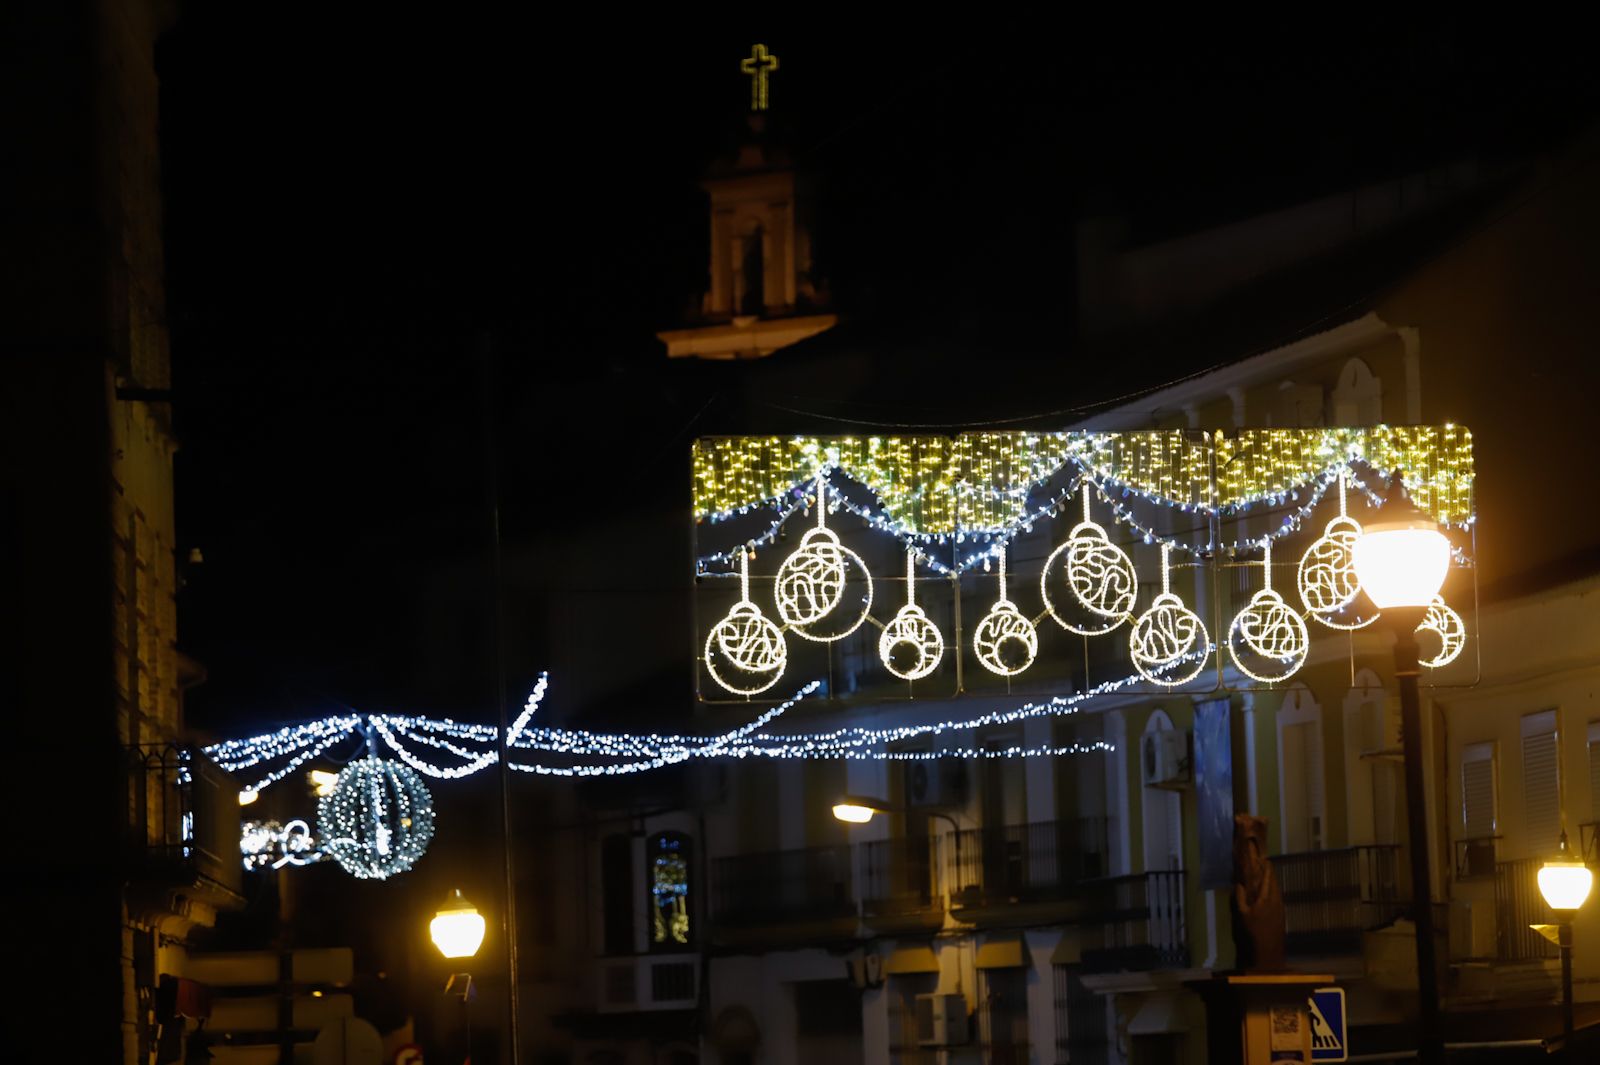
[1129,544,1210,687]
[317,754,436,881]
[1228,541,1310,683]
[705,550,787,696]
[879,549,944,681]
[775,527,847,626]
[1041,485,1137,635]
[1416,595,1466,668]
[972,546,1038,676]
[1297,472,1378,630]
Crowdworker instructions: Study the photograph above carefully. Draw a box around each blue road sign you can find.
[1309,987,1347,1062]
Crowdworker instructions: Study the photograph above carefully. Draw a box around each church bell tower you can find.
[658,44,836,360]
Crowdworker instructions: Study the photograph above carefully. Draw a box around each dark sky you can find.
[157,17,1600,735]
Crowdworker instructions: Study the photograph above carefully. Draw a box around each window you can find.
[1053,964,1109,1065]
[648,832,692,949]
[1460,742,1496,839]
[1521,711,1561,856]
[601,834,635,955]
[1331,358,1382,426]
[1278,688,1325,853]
[978,967,1028,1065]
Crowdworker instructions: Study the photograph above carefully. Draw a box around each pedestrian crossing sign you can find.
[1309,987,1347,1062]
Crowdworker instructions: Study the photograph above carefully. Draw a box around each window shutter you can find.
[1588,722,1600,823]
[1460,742,1495,839]
[1521,711,1560,855]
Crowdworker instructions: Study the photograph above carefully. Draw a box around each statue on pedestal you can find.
[1232,813,1286,969]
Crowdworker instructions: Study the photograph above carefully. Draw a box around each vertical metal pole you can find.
[1560,922,1574,1050]
[1393,611,1441,1065]
[481,334,521,1064]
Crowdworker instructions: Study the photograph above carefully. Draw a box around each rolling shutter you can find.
[1521,711,1560,855]
[1460,742,1495,839]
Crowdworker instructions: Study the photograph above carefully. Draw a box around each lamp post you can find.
[1353,473,1452,1065]
[833,794,962,870]
[432,889,487,1064]
[1539,832,1594,1049]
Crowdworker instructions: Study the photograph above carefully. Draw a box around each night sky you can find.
[156,17,1600,736]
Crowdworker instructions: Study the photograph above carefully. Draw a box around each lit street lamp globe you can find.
[1352,474,1451,611]
[1539,835,1594,915]
[431,889,487,959]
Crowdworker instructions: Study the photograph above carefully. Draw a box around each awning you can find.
[882,945,940,975]
[975,935,1026,970]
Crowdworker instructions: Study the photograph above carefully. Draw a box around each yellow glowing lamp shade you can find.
[431,890,486,959]
[832,796,888,824]
[1538,858,1594,914]
[309,769,340,797]
[1352,475,1450,610]
[238,789,259,806]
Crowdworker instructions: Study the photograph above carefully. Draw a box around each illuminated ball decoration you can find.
[880,549,943,681]
[972,546,1037,677]
[1227,589,1310,682]
[1129,594,1210,687]
[317,756,436,881]
[1416,596,1466,668]
[1041,488,1136,635]
[1297,474,1378,631]
[705,550,787,696]
[774,527,847,627]
[786,541,873,643]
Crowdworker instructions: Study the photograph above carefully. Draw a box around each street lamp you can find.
[833,794,962,865]
[1352,472,1452,1065]
[1538,832,1593,1047]
[432,889,485,1065]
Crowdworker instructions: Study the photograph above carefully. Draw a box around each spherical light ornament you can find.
[774,527,847,627]
[1129,593,1210,687]
[972,545,1036,677]
[880,606,944,681]
[1041,487,1136,634]
[705,602,787,695]
[317,755,436,881]
[786,542,873,642]
[1227,589,1310,683]
[973,600,1037,676]
[1298,516,1378,630]
[1416,596,1466,669]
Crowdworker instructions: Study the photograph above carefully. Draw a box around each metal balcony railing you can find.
[1454,835,1500,880]
[1079,869,1188,972]
[1273,845,1404,956]
[1494,857,1558,961]
[125,743,243,899]
[711,844,854,926]
[861,835,936,916]
[948,818,1112,907]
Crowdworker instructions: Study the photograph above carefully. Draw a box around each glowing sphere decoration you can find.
[878,549,943,681]
[1416,596,1467,668]
[317,755,437,881]
[1128,545,1210,687]
[775,527,848,627]
[1041,487,1137,635]
[704,549,787,695]
[1227,541,1309,683]
[971,546,1038,677]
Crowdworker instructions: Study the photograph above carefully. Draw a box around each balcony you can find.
[711,844,855,945]
[125,743,243,905]
[1494,858,1558,962]
[1274,845,1404,956]
[1079,870,1188,973]
[948,818,1112,913]
[861,836,940,931]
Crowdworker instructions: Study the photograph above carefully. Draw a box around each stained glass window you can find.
[649,832,692,949]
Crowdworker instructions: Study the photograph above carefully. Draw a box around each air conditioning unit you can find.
[907,758,966,808]
[915,992,970,1047]
[1142,729,1190,789]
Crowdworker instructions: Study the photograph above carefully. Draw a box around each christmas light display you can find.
[971,545,1038,676]
[1227,540,1310,683]
[241,818,322,870]
[1129,545,1211,687]
[878,548,944,681]
[1297,472,1379,630]
[317,751,437,880]
[775,474,849,627]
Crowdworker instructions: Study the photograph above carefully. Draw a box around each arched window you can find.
[1331,358,1383,426]
[1277,686,1325,853]
[648,831,692,950]
[738,222,765,316]
[1141,711,1183,872]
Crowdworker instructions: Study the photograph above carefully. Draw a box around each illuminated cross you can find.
[740,44,779,111]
